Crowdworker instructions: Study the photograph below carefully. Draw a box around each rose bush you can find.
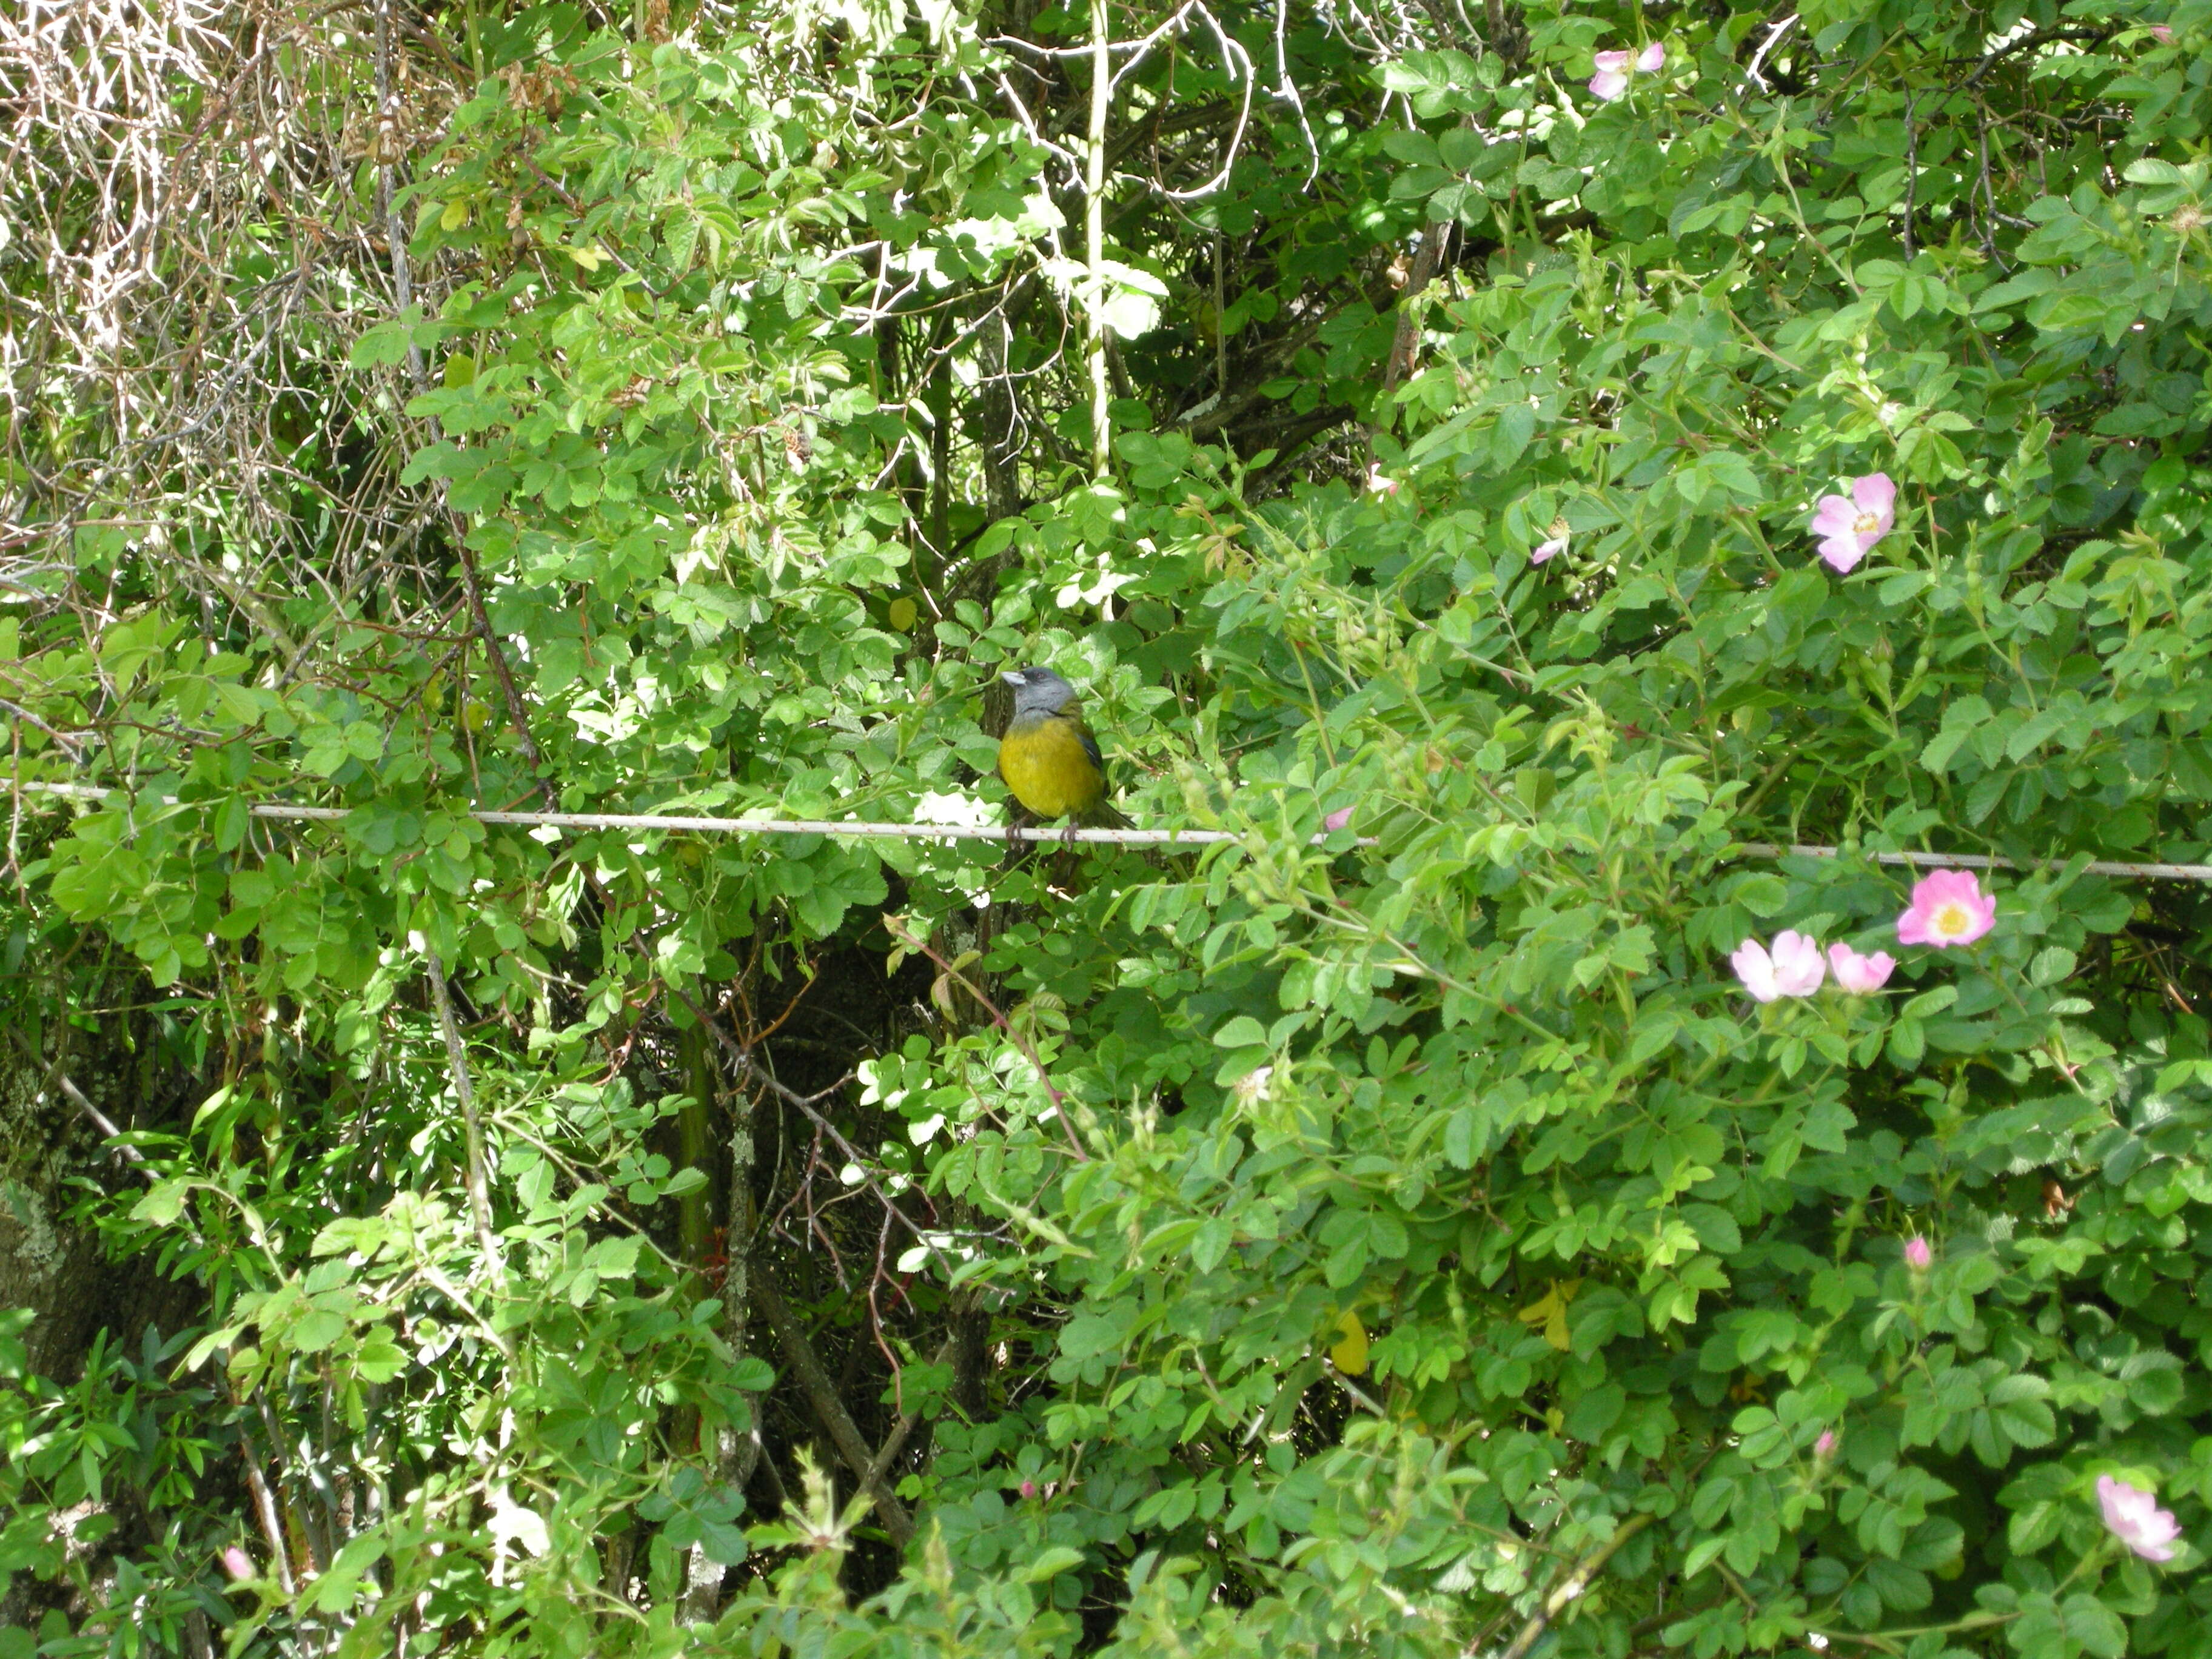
[2,0,2211,1655]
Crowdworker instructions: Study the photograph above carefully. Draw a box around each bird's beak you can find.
[999,670,1025,688]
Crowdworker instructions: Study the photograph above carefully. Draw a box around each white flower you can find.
[2097,1475,2180,1563]
[1731,930,1825,1002]
[1589,42,1665,100]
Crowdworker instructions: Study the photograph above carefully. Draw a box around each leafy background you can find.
[2,0,2211,1653]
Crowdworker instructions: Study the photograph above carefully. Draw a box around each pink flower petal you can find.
[1896,869,1996,948]
[1851,471,1897,521]
[2098,1475,2181,1563]
[1532,535,1567,565]
[1323,806,1353,832]
[1589,67,1629,100]
[1828,943,1895,994]
[1818,532,1868,574]
[1808,495,1859,539]
[1592,49,1632,70]
[1809,476,1895,573]
[1635,42,1665,72]
[1770,930,1827,996]
[1903,1235,1932,1271]
[1731,939,1780,1003]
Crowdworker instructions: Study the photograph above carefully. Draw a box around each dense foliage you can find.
[4,0,2212,1653]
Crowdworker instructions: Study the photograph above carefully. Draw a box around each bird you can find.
[994,666,1131,831]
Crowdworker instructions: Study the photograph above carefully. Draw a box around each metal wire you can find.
[19,783,2212,875]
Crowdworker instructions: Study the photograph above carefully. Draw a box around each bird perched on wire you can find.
[995,666,1131,831]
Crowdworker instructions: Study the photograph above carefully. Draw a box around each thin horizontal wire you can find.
[15,781,1349,848]
[19,784,2212,877]
[288,805,1250,847]
[1735,842,2212,883]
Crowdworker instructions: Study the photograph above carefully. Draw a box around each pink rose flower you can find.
[221,1546,254,1583]
[1588,44,1661,101]
[1895,869,1996,949]
[1827,942,1895,994]
[1019,1480,1038,1500]
[1814,1429,1838,1459]
[2150,24,2174,43]
[1732,930,1825,1002]
[2097,1475,2180,1562]
[1808,472,1896,573]
[1323,806,1353,832]
[1366,463,1398,497]
[1903,1235,1932,1272]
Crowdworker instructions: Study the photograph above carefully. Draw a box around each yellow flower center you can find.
[1852,511,1883,536]
[1931,901,1972,937]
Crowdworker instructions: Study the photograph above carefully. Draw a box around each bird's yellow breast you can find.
[998,714,1105,819]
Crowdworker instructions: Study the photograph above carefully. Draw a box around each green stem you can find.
[1087,0,1112,480]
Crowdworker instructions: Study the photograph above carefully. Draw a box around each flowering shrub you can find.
[4,0,2212,1654]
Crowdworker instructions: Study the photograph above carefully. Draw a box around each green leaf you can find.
[2122,158,2185,186]
[1019,1546,1087,1582]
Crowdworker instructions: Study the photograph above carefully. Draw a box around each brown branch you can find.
[749,1255,915,1547]
[863,1329,959,1496]
[1377,227,1447,421]
[668,976,936,1247]
[1487,1513,1655,1659]
[424,948,500,1265]
[231,1403,299,1597]
[1953,25,2115,91]
[5,1025,144,1167]
[454,540,554,805]
[1178,316,1328,437]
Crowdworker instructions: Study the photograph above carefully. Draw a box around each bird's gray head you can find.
[1001,666,1078,719]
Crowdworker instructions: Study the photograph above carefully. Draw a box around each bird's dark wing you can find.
[1068,716,1132,828]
